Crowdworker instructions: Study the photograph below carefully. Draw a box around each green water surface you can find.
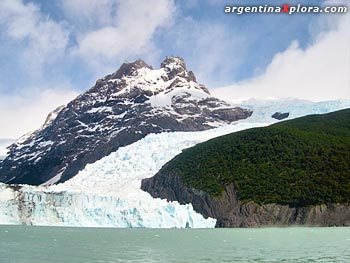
[0,225,349,263]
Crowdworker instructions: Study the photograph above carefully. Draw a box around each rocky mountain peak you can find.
[89,56,208,99]
[160,56,197,83]
[0,56,252,186]
[161,56,186,70]
[108,59,153,80]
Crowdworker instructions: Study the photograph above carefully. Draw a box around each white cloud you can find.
[72,0,175,70]
[0,0,77,139]
[213,15,350,102]
[0,0,69,77]
[0,0,176,139]
[0,88,78,139]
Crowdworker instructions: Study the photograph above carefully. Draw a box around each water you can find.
[0,226,349,263]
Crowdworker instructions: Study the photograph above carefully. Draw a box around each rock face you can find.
[271,112,289,120]
[0,56,252,185]
[142,173,350,227]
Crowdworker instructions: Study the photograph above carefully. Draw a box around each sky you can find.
[0,0,349,138]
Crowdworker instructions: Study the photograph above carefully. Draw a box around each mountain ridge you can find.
[1,100,349,228]
[0,56,252,185]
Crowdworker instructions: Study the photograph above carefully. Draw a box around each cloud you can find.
[0,87,79,139]
[212,15,350,102]
[0,0,175,139]
[0,0,78,139]
[71,0,175,70]
[0,0,69,77]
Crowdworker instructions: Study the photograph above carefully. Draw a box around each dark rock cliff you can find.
[142,172,350,227]
[271,112,289,120]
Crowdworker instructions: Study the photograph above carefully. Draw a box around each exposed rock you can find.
[142,172,350,227]
[272,112,289,120]
[0,57,252,186]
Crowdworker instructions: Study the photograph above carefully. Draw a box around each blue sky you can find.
[0,0,349,138]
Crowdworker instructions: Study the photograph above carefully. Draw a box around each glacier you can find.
[237,98,350,122]
[0,122,270,228]
[0,99,349,228]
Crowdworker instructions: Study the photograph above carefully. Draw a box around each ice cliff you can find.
[0,99,349,228]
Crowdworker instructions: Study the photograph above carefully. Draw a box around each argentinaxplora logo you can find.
[225,3,348,15]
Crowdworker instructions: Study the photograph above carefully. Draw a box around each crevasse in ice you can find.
[0,98,349,228]
[0,122,270,228]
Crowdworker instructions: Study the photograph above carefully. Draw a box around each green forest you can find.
[163,109,350,207]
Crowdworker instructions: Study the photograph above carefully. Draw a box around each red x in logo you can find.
[282,4,290,12]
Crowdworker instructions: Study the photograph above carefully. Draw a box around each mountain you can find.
[0,100,349,227]
[0,139,14,160]
[0,122,275,227]
[142,109,350,227]
[0,57,252,186]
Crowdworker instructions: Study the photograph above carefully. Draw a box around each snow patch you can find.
[0,121,270,228]
[148,86,209,108]
[41,171,64,186]
[0,139,14,160]
[0,98,349,228]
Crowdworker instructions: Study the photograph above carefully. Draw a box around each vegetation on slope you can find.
[163,109,350,207]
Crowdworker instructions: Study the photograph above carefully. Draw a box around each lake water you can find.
[0,226,349,263]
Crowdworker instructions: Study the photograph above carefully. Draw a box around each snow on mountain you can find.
[0,98,349,228]
[0,57,252,186]
[0,121,269,228]
[0,139,14,160]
